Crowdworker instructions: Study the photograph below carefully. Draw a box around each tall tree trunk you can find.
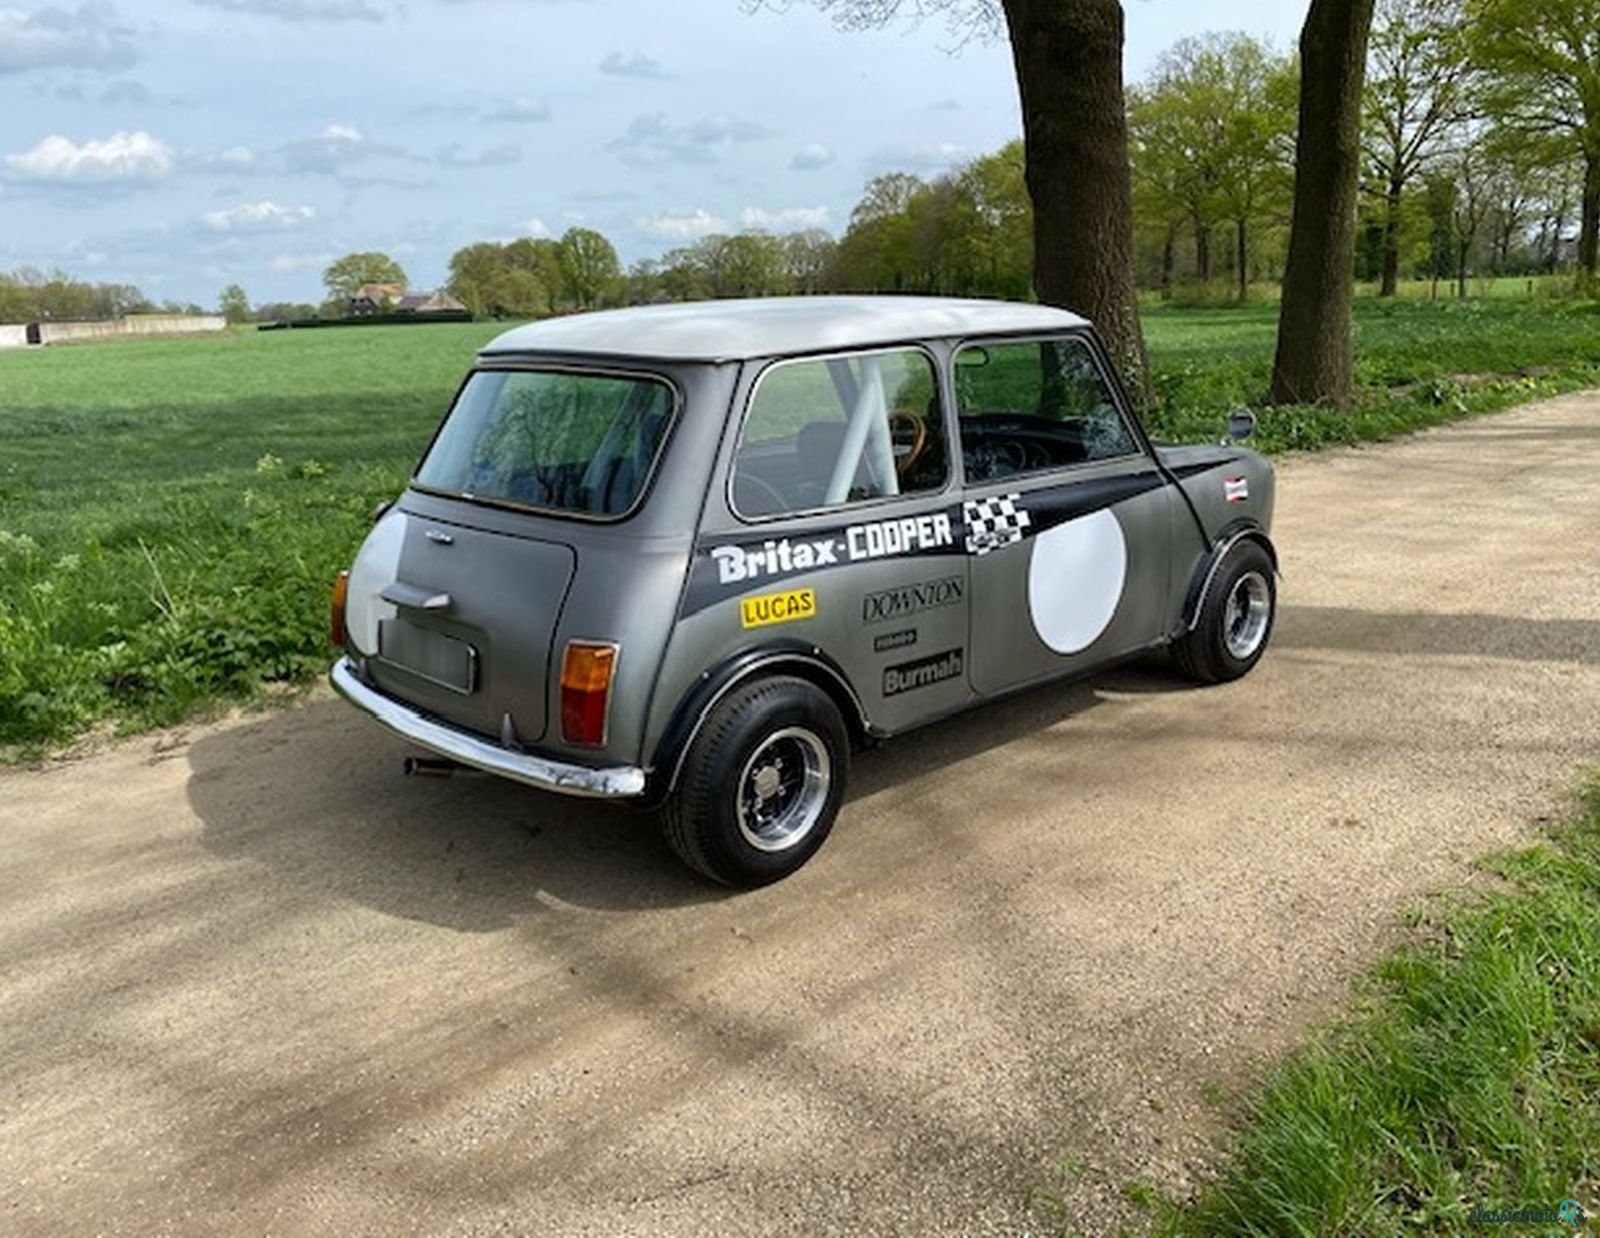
[1580,151,1600,287]
[1269,0,1376,409]
[1380,176,1403,297]
[1236,219,1249,302]
[1194,221,1213,283]
[1004,0,1151,404]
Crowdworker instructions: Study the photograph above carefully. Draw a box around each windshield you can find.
[415,368,675,517]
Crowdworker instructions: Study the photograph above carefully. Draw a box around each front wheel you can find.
[1173,541,1276,684]
[662,676,850,887]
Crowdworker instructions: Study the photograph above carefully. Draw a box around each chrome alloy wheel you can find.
[735,726,832,853]
[1223,570,1272,661]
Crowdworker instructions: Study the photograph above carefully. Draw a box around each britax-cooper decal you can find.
[710,512,956,586]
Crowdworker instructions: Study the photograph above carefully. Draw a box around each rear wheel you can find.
[662,676,850,887]
[1173,541,1276,683]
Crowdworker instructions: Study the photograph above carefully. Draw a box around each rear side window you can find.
[415,369,674,517]
[955,337,1137,483]
[732,348,948,519]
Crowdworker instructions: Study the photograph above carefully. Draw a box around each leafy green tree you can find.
[1363,0,1473,296]
[1467,0,1600,285]
[782,229,838,294]
[1130,33,1296,298]
[218,284,251,324]
[321,252,407,305]
[556,227,621,310]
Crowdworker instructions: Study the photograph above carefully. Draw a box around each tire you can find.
[1173,541,1277,684]
[662,675,850,887]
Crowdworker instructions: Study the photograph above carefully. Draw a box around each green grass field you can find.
[1,299,1598,751]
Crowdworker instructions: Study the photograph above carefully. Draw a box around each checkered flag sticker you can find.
[963,493,1033,556]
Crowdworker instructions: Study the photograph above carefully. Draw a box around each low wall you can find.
[37,315,227,345]
[0,324,28,350]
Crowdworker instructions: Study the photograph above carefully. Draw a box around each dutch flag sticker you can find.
[1224,477,1250,504]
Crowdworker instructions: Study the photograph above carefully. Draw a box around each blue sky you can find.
[0,0,1303,307]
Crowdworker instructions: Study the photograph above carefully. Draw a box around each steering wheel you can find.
[889,412,929,479]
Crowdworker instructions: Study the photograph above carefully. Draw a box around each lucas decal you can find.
[740,588,817,629]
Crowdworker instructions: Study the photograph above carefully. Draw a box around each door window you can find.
[954,337,1138,483]
[732,349,948,519]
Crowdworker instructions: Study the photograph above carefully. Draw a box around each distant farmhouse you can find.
[349,284,467,317]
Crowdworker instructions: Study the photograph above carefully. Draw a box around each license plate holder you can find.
[377,619,477,695]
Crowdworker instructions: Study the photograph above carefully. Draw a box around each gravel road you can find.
[3,392,1598,1236]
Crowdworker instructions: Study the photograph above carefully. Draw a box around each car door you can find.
[955,332,1178,697]
[675,344,974,735]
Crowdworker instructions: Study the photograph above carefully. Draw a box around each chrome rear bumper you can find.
[330,659,648,799]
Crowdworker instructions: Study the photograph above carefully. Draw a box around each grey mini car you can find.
[331,296,1277,885]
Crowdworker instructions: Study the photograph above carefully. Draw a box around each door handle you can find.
[381,582,453,612]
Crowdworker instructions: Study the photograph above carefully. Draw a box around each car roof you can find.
[479,295,1092,363]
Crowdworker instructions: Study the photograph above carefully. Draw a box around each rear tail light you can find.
[560,640,618,747]
[330,570,350,647]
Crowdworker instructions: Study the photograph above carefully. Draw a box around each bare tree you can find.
[1270,0,1378,409]
[752,0,1151,399]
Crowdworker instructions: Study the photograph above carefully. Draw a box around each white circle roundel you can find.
[1026,509,1128,654]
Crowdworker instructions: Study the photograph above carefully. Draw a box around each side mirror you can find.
[372,499,394,523]
[1224,408,1257,444]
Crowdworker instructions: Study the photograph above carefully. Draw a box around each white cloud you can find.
[637,208,725,240]
[610,112,775,168]
[524,216,550,238]
[202,199,315,231]
[215,144,255,167]
[789,143,834,171]
[485,96,550,123]
[599,50,665,79]
[280,122,402,174]
[0,3,140,74]
[739,206,830,231]
[5,130,173,182]
[192,0,384,21]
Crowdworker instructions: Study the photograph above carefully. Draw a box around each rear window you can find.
[415,368,675,517]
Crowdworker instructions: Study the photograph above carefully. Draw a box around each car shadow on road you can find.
[1275,605,1600,664]
[188,657,1191,928]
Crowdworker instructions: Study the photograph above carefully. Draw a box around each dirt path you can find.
[4,392,1598,1236]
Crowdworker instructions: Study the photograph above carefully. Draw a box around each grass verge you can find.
[1130,780,1600,1236]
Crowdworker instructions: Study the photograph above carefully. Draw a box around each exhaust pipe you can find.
[404,756,468,778]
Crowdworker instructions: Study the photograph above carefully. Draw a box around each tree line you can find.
[0,270,204,325]
[421,0,1590,320]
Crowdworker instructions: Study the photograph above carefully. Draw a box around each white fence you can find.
[0,315,227,350]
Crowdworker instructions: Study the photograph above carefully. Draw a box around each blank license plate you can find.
[377,620,477,694]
